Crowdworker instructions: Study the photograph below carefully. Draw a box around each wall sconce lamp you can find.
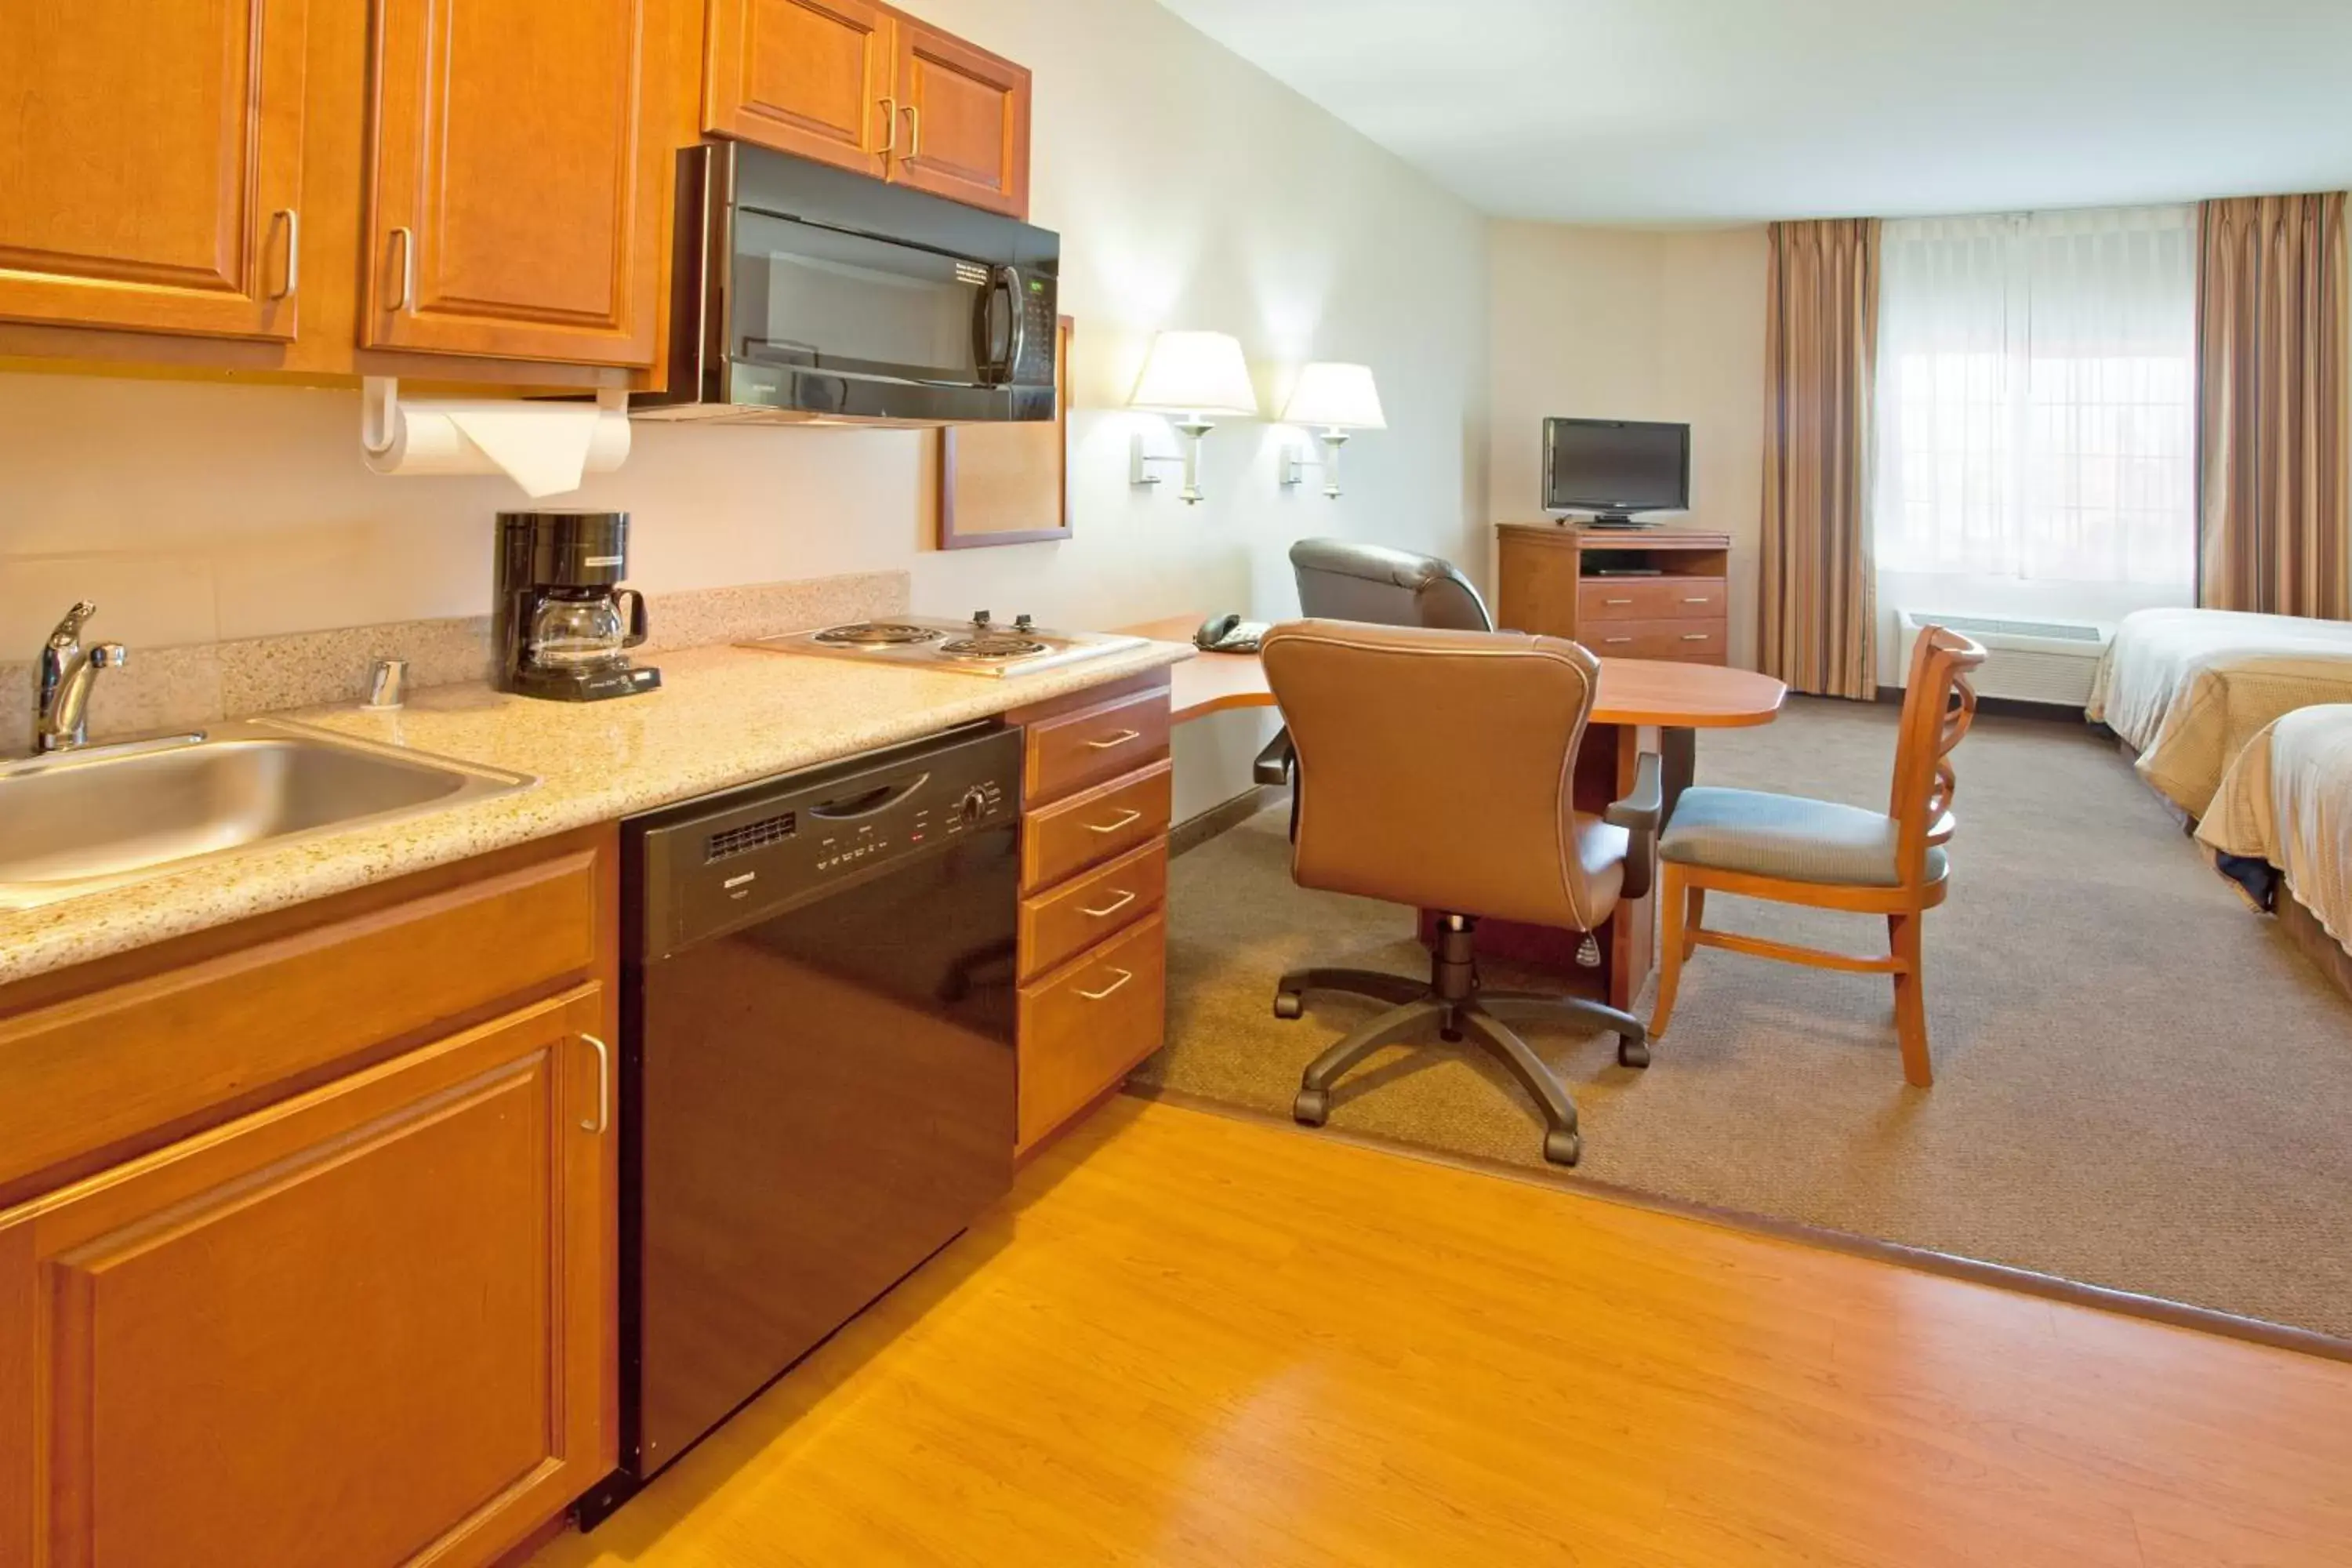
[1127,330,1258,504]
[1279,362,1386,499]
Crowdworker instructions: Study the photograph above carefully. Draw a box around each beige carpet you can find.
[1132,697,2352,1339]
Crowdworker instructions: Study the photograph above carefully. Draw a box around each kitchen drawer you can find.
[0,840,605,1200]
[1019,837,1167,982]
[1579,575,1727,622]
[1582,617,1726,663]
[1022,760,1172,892]
[1024,685,1172,806]
[1017,910,1167,1151]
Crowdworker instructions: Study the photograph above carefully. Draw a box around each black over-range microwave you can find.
[635,140,1060,425]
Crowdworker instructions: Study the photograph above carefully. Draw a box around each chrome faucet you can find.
[35,601,129,753]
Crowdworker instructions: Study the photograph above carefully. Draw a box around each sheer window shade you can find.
[1873,206,2198,586]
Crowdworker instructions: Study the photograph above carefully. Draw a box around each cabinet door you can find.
[0,0,308,340]
[0,987,612,1568]
[891,18,1031,218]
[366,0,662,366]
[704,0,895,178]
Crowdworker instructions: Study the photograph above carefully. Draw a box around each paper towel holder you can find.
[360,376,629,457]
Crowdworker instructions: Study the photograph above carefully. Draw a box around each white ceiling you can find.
[1156,0,2352,224]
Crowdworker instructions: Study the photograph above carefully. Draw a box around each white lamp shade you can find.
[1282,361,1386,430]
[1129,331,1259,418]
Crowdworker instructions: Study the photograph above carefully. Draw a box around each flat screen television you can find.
[1543,418,1690,526]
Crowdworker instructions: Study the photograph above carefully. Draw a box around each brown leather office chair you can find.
[1254,539,1493,789]
[1260,619,1662,1166]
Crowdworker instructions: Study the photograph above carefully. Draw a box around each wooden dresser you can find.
[1495,524,1732,664]
[1006,670,1174,1155]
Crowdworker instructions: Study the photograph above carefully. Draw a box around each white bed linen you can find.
[2086,607,2352,815]
[2197,704,2352,951]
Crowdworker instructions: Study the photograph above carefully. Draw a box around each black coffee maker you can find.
[494,510,662,702]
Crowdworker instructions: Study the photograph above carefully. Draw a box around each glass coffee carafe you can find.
[527,586,648,671]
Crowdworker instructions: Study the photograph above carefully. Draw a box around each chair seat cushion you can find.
[1660,786,1944,887]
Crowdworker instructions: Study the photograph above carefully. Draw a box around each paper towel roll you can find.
[361,379,631,498]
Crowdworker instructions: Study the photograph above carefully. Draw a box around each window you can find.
[1872,206,2197,586]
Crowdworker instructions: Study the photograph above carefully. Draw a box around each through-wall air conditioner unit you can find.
[1896,610,2111,707]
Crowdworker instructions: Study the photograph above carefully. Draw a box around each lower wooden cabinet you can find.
[0,985,614,1568]
[1007,671,1175,1156]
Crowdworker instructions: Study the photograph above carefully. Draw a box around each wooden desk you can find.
[1122,615,1784,731]
[1121,615,1788,1011]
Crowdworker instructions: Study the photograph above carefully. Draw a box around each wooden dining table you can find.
[1121,615,1788,1011]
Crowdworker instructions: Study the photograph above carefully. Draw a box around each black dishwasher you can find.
[585,723,1020,1524]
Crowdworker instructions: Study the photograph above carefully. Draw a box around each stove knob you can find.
[1014,613,1035,632]
[971,609,992,628]
[957,786,989,825]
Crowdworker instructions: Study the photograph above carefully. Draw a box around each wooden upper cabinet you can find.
[0,987,613,1568]
[892,16,1031,218]
[704,0,896,179]
[366,0,665,366]
[0,0,310,341]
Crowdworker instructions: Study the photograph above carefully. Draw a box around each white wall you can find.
[1484,221,1769,667]
[0,0,1489,822]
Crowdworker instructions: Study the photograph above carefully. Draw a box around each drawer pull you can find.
[1085,728,1143,750]
[1683,595,1713,604]
[1087,808,1143,834]
[1076,967,1134,1001]
[1681,633,1711,642]
[1604,597,1633,606]
[1602,637,1632,644]
[1080,888,1138,919]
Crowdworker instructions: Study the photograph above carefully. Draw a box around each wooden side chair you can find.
[1648,626,1987,1086]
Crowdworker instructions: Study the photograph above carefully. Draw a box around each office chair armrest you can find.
[1603,750,1663,900]
[1253,727,1296,788]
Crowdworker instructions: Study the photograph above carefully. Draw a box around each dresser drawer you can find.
[1022,760,1173,892]
[1017,911,1167,1150]
[1583,618,1726,662]
[1579,575,1727,622]
[1019,837,1167,982]
[1024,686,1172,807]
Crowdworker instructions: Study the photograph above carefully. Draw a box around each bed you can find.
[2195,703,2352,995]
[2086,607,2352,818]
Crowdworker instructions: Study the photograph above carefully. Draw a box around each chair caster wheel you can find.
[1273,991,1303,1020]
[1293,1087,1330,1127]
[1543,1129,1582,1166]
[1618,1038,1650,1069]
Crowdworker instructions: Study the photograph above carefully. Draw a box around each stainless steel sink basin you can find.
[0,720,534,909]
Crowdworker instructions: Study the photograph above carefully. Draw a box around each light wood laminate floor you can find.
[529,1099,2352,1566]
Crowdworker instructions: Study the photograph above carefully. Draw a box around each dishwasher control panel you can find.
[631,724,1020,959]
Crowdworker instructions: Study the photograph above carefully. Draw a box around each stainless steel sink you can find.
[0,721,534,909]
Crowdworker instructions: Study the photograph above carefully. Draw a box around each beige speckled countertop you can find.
[0,638,1192,988]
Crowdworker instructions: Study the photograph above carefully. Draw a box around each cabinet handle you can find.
[1604,597,1633,606]
[268,208,299,300]
[1077,967,1134,1001]
[904,102,921,159]
[1080,887,1138,919]
[878,95,898,156]
[1086,728,1142,750]
[1087,808,1143,834]
[1681,633,1710,641]
[581,1033,610,1134]
[387,226,416,312]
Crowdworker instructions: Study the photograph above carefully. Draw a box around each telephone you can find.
[1194,613,1271,653]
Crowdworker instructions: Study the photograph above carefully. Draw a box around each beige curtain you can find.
[2198,193,2350,619]
[1762,218,1881,699]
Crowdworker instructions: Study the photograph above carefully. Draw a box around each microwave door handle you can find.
[1000,268,1027,379]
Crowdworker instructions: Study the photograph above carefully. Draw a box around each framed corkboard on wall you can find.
[937,315,1075,549]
